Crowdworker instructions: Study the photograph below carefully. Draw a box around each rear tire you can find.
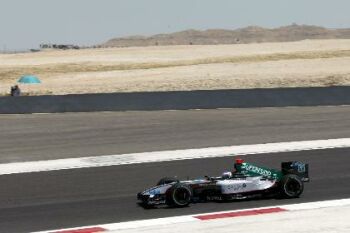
[280,174,304,198]
[157,177,179,186]
[166,184,192,207]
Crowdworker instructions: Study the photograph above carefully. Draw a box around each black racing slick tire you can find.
[166,184,192,207]
[280,174,304,198]
[157,177,179,186]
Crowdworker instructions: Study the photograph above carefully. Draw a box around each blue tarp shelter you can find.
[18,75,41,84]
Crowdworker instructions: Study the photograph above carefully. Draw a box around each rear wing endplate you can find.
[282,161,309,182]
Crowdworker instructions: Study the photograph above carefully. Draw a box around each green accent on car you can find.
[236,162,283,180]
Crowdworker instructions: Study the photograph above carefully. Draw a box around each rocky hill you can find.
[102,24,350,47]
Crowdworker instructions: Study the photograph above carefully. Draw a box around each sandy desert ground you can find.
[0,39,349,95]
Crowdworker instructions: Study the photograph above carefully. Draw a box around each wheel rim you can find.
[285,177,301,196]
[173,188,190,205]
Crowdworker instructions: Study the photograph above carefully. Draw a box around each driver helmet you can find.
[221,171,232,179]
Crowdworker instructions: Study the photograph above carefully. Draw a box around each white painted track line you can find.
[112,205,350,233]
[33,198,350,233]
[1,138,350,175]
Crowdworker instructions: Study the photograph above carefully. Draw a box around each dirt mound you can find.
[102,24,350,47]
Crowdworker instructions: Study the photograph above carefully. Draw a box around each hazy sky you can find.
[1,0,350,50]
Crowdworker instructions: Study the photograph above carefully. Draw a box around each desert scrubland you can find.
[0,39,349,95]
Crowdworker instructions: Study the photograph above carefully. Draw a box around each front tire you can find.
[280,174,304,198]
[166,184,192,207]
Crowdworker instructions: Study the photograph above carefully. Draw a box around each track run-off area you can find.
[0,106,349,232]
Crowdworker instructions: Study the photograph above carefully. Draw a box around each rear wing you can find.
[281,161,309,182]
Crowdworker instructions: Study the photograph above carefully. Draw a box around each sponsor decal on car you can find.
[243,164,272,177]
[226,183,247,191]
[292,161,306,173]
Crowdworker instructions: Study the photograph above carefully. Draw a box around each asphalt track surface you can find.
[0,148,349,232]
[1,106,350,163]
[0,106,350,232]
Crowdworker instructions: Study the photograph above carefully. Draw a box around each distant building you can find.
[40,43,80,50]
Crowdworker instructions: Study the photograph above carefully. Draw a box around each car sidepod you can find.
[216,176,277,195]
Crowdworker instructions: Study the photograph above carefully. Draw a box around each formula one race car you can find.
[137,158,309,208]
